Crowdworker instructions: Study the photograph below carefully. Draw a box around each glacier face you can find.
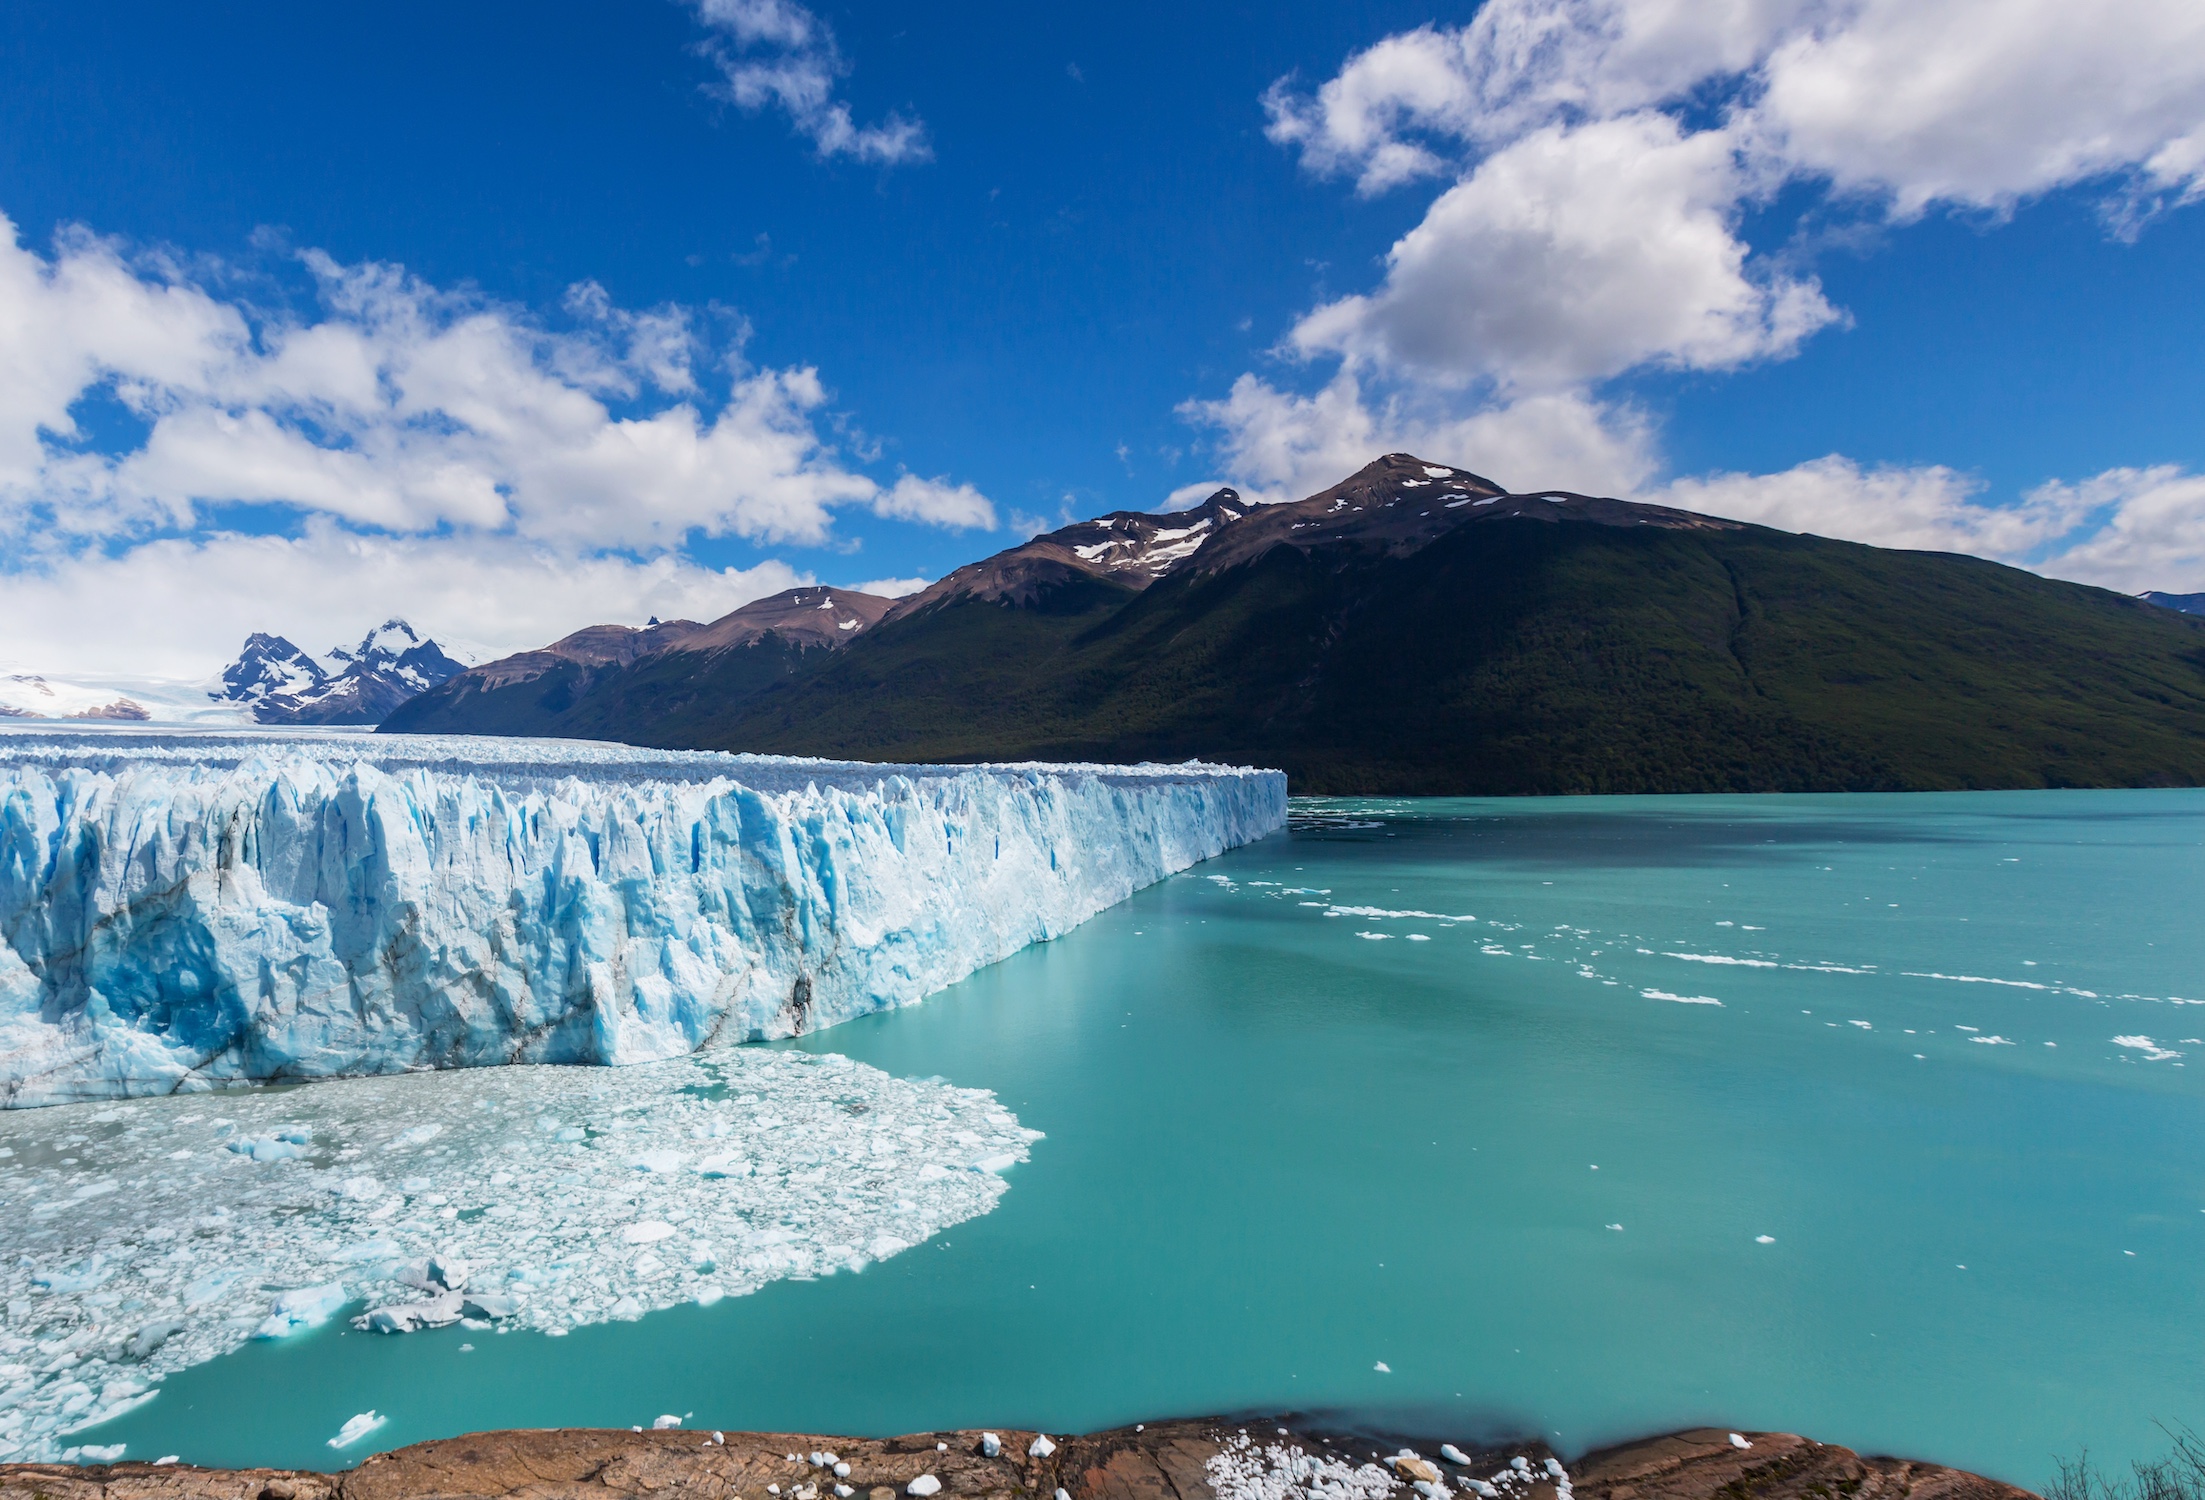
[0,728,1285,1107]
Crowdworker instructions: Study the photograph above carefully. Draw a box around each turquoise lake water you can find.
[95,792,2205,1488]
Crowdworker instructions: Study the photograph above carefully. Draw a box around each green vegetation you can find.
[395,518,2205,794]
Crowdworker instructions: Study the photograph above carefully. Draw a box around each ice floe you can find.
[0,729,1284,1106]
[1207,1431,1402,1500]
[1643,990,1723,1006]
[0,1045,1038,1462]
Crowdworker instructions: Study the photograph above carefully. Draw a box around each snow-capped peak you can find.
[211,619,462,725]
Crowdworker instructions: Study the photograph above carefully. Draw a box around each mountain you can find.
[884,487,1255,617]
[0,675,152,720]
[2142,590,2205,616]
[215,619,463,725]
[383,454,2205,794]
[380,587,890,738]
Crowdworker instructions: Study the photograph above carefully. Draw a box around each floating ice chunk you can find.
[256,1282,349,1338]
[631,1150,684,1174]
[329,1412,387,1449]
[1643,990,1723,1006]
[2114,1036,2183,1061]
[1755,1235,1776,1244]
[1374,1361,1392,1373]
[909,1477,943,1496]
[33,1256,112,1294]
[1970,1035,2016,1046]
[361,1290,464,1333]
[66,1443,127,1463]
[1030,1435,1057,1458]
[623,1221,679,1244]
[654,1415,683,1429]
[230,1135,309,1162]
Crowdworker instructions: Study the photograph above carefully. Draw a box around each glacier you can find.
[0,728,1286,1107]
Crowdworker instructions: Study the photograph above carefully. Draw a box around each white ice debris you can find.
[1441,1446,1474,1466]
[654,1415,683,1429]
[328,1412,386,1449]
[982,1433,1002,1457]
[1729,1435,1752,1450]
[909,1477,943,1496]
[2113,1035,2183,1061]
[0,1046,1039,1462]
[1206,1431,1400,1500]
[1030,1435,1057,1458]
[0,730,1285,1107]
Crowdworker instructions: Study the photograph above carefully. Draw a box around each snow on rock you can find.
[0,729,1285,1107]
[0,1045,1040,1462]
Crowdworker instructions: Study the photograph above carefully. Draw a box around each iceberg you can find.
[0,728,1285,1106]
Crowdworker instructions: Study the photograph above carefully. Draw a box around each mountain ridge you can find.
[383,455,2205,794]
[216,619,464,725]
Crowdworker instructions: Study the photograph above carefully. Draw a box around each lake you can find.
[83,791,2205,1488]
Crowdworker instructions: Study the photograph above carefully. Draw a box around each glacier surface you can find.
[0,728,1286,1107]
[0,1047,1040,1462]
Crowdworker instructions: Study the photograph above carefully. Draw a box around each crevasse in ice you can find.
[0,729,1287,1107]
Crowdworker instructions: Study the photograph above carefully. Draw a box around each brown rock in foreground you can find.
[0,1420,2035,1500]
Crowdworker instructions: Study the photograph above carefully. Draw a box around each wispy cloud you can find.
[686,0,930,166]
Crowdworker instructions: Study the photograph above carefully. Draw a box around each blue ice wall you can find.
[0,731,1285,1106]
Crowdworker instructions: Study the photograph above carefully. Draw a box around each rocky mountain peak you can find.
[211,619,463,725]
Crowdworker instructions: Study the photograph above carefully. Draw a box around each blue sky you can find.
[2,0,2203,675]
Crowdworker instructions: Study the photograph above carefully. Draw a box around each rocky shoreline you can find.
[0,1420,2034,1500]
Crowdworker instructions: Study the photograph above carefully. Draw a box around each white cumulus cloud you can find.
[1180,371,1657,503]
[1656,457,2205,594]
[0,525,812,680]
[1193,0,2205,595]
[1289,113,1837,388]
[0,211,994,676]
